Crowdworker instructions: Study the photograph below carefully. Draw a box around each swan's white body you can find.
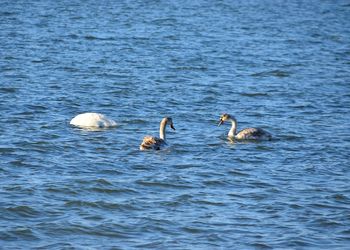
[140,117,175,150]
[70,113,117,128]
[219,113,271,140]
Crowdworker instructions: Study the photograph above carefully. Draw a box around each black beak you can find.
[218,119,224,126]
[170,123,176,130]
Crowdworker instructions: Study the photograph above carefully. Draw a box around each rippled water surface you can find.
[1,0,350,249]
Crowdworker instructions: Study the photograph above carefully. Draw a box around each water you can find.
[1,0,350,249]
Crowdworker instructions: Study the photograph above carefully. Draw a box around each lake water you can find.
[1,0,350,249]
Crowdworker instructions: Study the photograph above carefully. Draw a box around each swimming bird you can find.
[140,117,175,150]
[218,113,271,140]
[70,112,117,128]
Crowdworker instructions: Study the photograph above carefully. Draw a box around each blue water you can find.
[1,0,350,249]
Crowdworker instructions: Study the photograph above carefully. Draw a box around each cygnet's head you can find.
[218,113,235,126]
[165,117,176,130]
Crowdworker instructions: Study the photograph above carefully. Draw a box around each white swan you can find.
[70,112,117,128]
[218,113,272,140]
[140,117,175,150]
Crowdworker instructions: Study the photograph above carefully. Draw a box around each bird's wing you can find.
[237,128,265,139]
[140,136,164,150]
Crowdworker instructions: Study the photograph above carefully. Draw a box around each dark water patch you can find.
[246,180,275,189]
[13,141,52,153]
[84,35,116,41]
[35,243,75,249]
[74,178,114,186]
[251,70,291,78]
[3,227,38,241]
[330,194,350,204]
[137,218,180,236]
[67,33,79,39]
[192,199,227,207]
[339,229,350,235]
[310,218,343,228]
[202,179,233,187]
[248,242,273,249]
[4,185,35,195]
[42,222,134,239]
[45,187,79,195]
[174,66,208,71]
[64,200,139,211]
[136,180,194,189]
[182,226,208,234]
[25,104,48,112]
[0,147,16,154]
[254,145,274,151]
[99,169,125,175]
[288,203,304,209]
[0,231,17,241]
[150,18,178,25]
[283,237,322,248]
[6,205,40,218]
[0,11,18,16]
[173,162,203,169]
[31,58,50,64]
[0,87,17,93]
[278,134,304,141]
[239,92,270,97]
[3,55,17,60]
[60,66,80,73]
[163,194,193,207]
[227,169,250,177]
[89,187,138,195]
[82,214,104,221]
[135,241,165,249]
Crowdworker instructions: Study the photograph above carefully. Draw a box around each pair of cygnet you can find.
[70,112,272,150]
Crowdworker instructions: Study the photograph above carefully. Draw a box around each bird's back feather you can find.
[140,136,165,150]
[236,127,271,140]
